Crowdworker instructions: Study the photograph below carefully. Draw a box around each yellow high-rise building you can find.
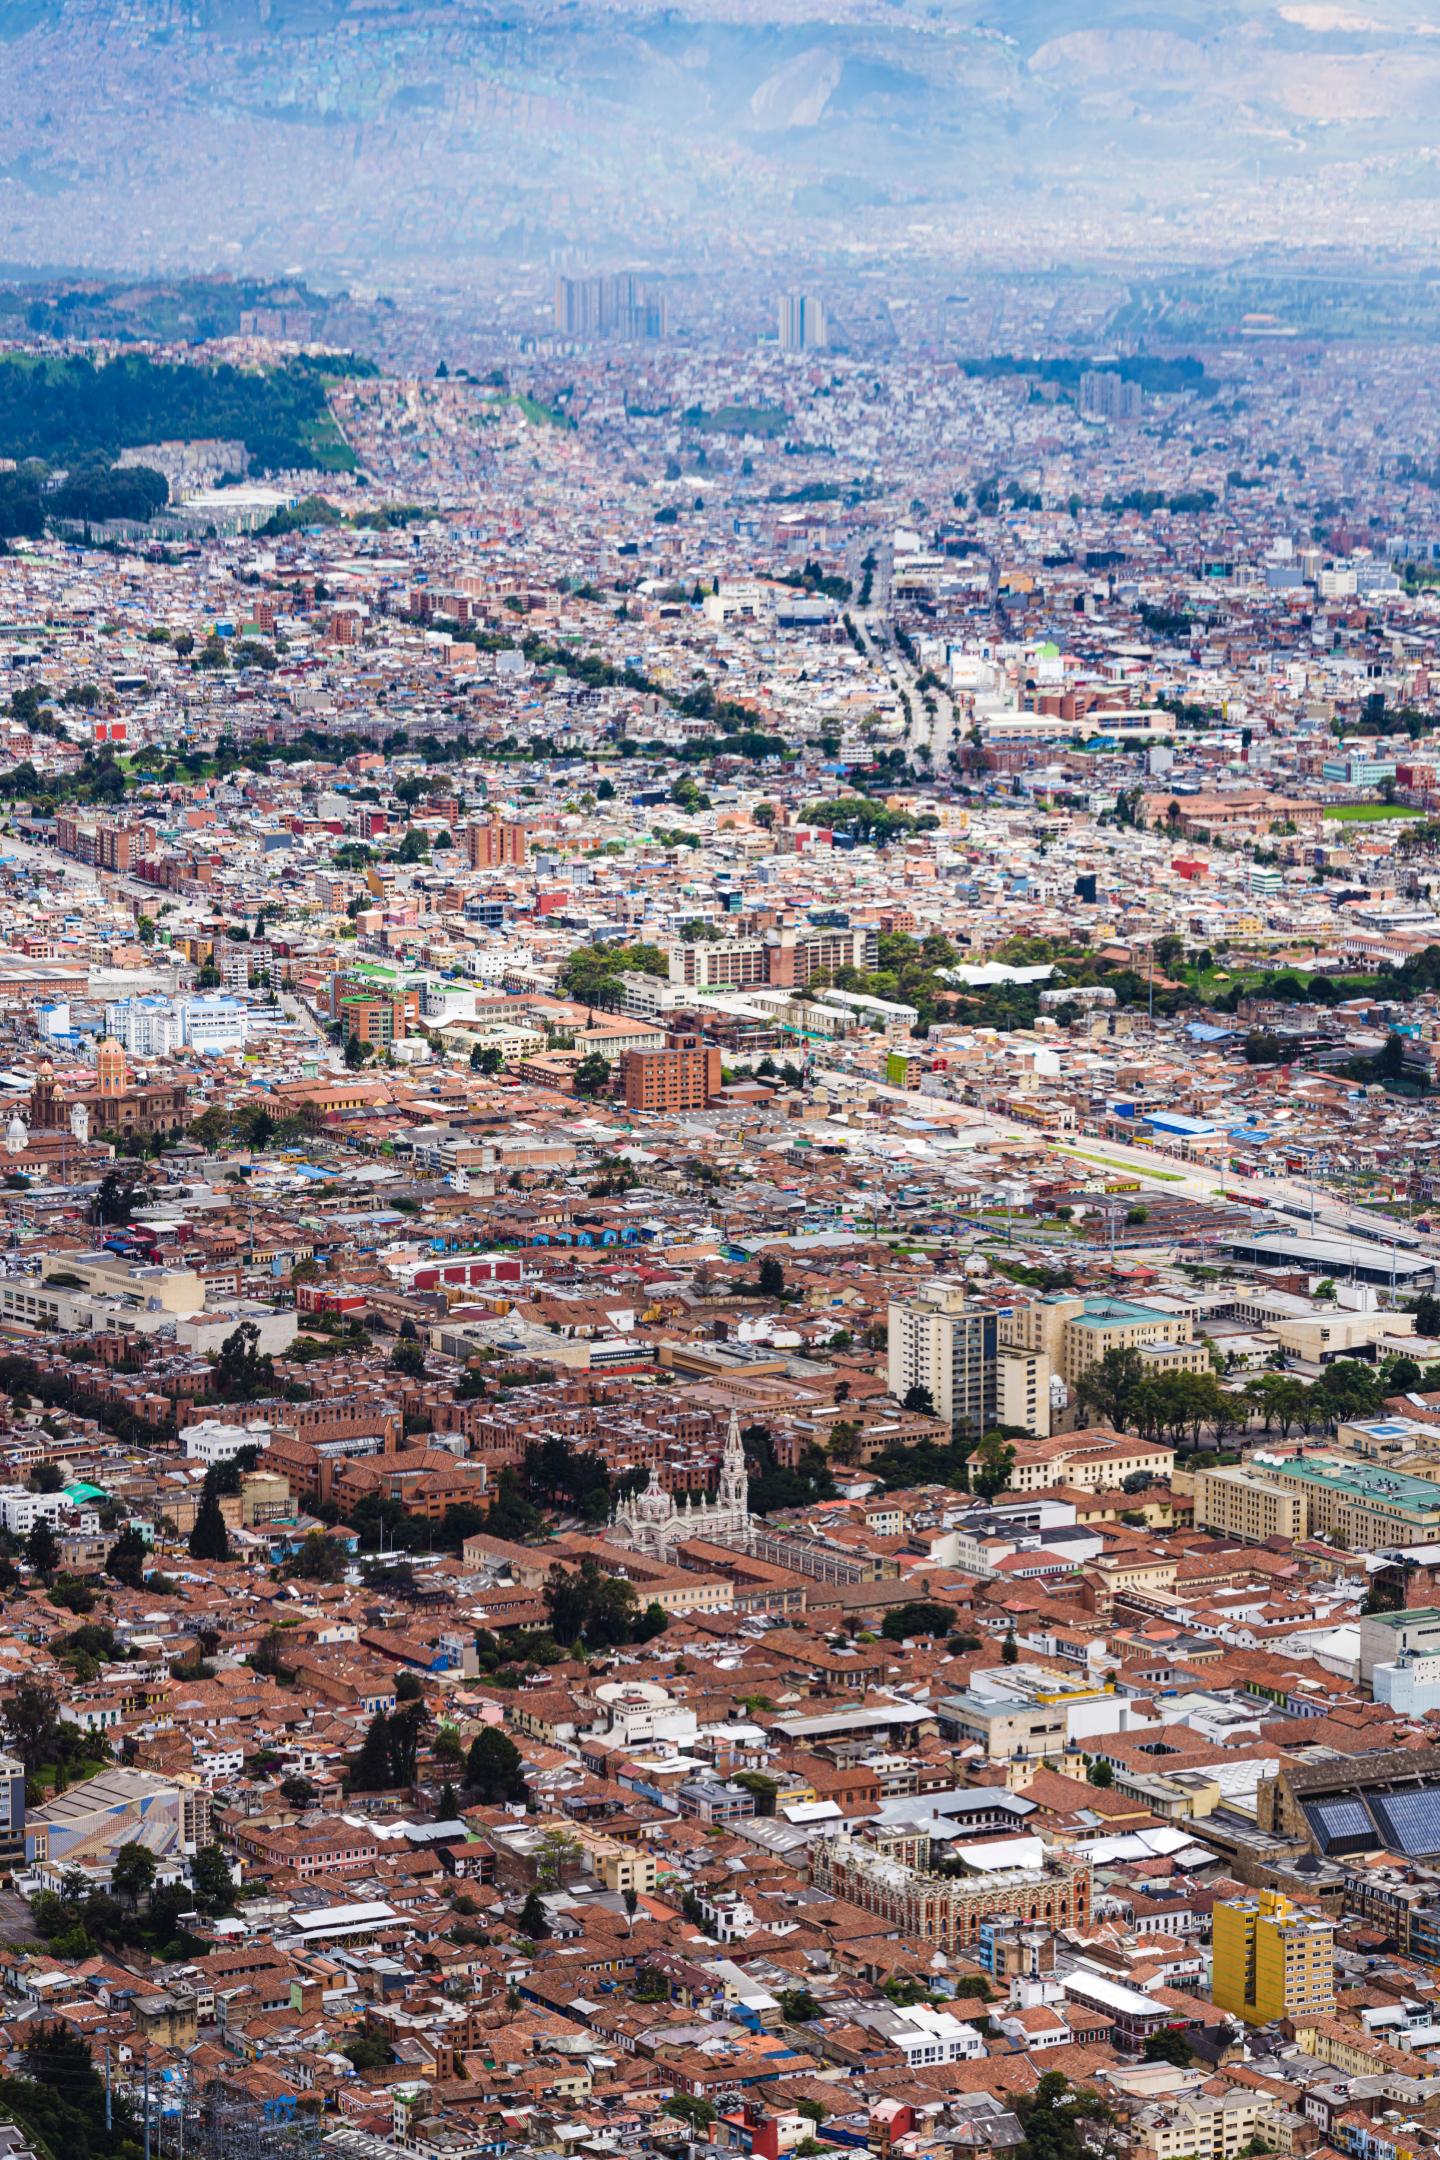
[1211,1889,1335,2024]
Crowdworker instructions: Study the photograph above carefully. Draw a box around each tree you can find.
[387,1699,429,1786]
[4,1676,59,1770]
[351,1710,395,1791]
[283,1530,344,1583]
[1001,1629,1019,1665]
[758,1255,787,1299]
[105,1525,149,1589]
[1077,1347,1146,1431]
[471,1044,504,1075]
[94,1167,142,1226]
[829,1420,864,1465]
[25,1517,59,1579]
[188,1479,231,1562]
[622,1886,639,1931]
[1143,2028,1194,2067]
[519,1888,550,1938]
[779,1987,821,2022]
[1088,1759,1114,1789]
[465,1725,528,1804]
[390,1337,426,1378]
[111,1841,157,1908]
[902,1384,935,1415]
[280,1775,317,1809]
[536,1826,582,1888]
[1413,1292,1440,1338]
[666,2097,717,2133]
[573,1052,612,1100]
[191,1842,236,1915]
[881,1600,955,1641]
[342,2031,393,2073]
[213,1319,275,1402]
[1016,2071,1115,2160]
[971,1431,1016,1502]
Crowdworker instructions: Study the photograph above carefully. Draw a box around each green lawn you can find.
[1052,1146,1189,1183]
[1323,803,1421,822]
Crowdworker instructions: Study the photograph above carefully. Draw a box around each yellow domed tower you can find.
[95,1037,128,1100]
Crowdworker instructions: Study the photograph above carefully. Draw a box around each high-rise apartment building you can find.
[887,1283,997,1437]
[621,1027,721,1114]
[1211,1890,1335,2024]
[465,818,528,871]
[1079,370,1143,423]
[778,293,827,352]
[554,273,667,341]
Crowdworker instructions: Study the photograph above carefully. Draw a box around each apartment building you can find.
[621,1026,721,1113]
[887,1283,997,1438]
[1211,1889,1335,2024]
[465,817,528,870]
[667,924,877,991]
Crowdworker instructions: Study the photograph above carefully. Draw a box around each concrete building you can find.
[1194,1465,1306,1546]
[811,1828,1091,1952]
[464,818,528,870]
[887,1282,997,1438]
[1244,1453,1440,1551]
[1000,1294,1202,1390]
[1211,1888,1335,2024]
[621,1026,721,1113]
[26,1767,211,1885]
[103,993,250,1057]
[778,293,827,353]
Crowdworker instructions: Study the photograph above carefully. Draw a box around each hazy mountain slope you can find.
[0,0,1435,278]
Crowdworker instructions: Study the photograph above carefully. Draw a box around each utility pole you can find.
[105,2044,112,2134]
[144,2050,151,2160]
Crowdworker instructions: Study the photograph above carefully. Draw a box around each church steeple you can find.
[719,1407,748,1515]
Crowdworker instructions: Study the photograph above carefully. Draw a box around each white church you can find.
[611,1407,750,1562]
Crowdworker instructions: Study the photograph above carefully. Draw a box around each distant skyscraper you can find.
[778,292,827,353]
[554,273,666,341]
[1079,371,1142,423]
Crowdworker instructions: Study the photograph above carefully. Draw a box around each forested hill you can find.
[0,353,366,475]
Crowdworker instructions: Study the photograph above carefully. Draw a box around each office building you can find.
[778,292,827,353]
[1243,1453,1440,1552]
[1210,1889,1334,2024]
[887,1283,997,1437]
[1000,1293,1203,1390]
[103,993,250,1058]
[1194,1465,1306,1546]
